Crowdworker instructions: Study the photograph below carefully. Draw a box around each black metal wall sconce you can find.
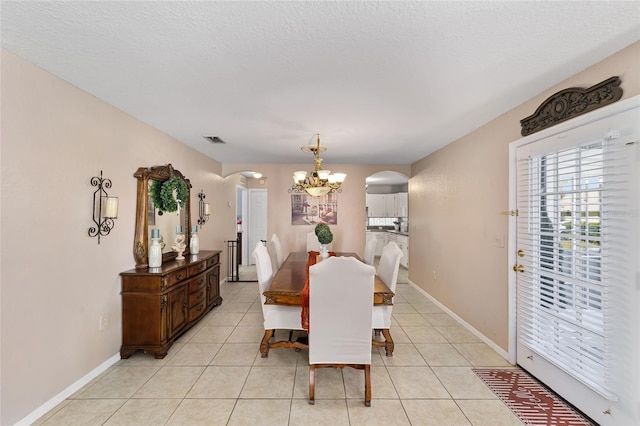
[198,190,210,226]
[88,170,119,244]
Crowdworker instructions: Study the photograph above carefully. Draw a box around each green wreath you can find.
[150,177,188,214]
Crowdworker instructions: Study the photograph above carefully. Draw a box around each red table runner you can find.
[301,250,336,332]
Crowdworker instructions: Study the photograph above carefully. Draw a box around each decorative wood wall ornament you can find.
[520,76,623,136]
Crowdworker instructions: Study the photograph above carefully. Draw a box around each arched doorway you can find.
[365,171,409,278]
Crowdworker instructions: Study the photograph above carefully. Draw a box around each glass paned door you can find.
[513,99,639,426]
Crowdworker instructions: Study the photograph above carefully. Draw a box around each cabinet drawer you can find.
[167,269,188,287]
[188,274,206,293]
[188,261,207,276]
[189,287,206,306]
[188,300,207,322]
[207,253,220,267]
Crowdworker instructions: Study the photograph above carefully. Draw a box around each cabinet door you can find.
[374,233,387,256]
[397,236,409,268]
[367,194,386,217]
[395,192,408,217]
[167,285,188,339]
[206,264,221,306]
[400,245,408,268]
[385,194,396,217]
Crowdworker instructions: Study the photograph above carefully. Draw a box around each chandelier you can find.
[290,134,346,197]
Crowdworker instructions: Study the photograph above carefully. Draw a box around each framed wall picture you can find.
[291,193,338,225]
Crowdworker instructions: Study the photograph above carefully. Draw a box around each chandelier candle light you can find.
[290,134,346,197]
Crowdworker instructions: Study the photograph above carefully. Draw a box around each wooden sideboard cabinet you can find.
[120,250,222,359]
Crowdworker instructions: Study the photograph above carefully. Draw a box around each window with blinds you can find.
[516,132,638,400]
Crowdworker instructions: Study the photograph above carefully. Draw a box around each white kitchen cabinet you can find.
[385,194,396,217]
[366,194,386,217]
[371,232,387,256]
[396,234,409,268]
[395,192,408,217]
[367,192,408,217]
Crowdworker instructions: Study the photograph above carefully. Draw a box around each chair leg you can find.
[381,329,394,357]
[364,364,371,407]
[259,329,274,358]
[309,365,316,405]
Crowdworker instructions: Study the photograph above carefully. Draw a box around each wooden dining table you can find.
[260,251,395,357]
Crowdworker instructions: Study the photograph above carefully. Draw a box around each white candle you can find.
[102,196,119,219]
[203,203,210,215]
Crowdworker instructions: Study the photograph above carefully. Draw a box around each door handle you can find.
[513,264,524,273]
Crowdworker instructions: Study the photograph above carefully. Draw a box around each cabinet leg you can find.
[120,347,136,359]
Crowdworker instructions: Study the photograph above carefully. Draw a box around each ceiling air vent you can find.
[203,136,226,144]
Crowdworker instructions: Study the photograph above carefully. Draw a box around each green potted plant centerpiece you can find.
[315,223,333,258]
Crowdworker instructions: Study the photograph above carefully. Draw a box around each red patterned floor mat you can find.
[473,368,595,425]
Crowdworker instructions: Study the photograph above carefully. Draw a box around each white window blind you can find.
[516,131,638,400]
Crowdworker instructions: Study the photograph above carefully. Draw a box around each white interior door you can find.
[248,189,267,264]
[511,97,639,425]
[236,186,249,266]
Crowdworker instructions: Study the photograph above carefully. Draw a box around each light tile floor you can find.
[34,264,524,425]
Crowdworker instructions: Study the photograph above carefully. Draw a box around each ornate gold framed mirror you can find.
[133,164,192,269]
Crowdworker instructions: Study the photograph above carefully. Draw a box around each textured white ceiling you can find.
[2,1,639,165]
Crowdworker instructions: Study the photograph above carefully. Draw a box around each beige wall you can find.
[409,41,640,350]
[0,49,233,424]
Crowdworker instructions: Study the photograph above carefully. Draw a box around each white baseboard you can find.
[406,279,511,363]
[16,353,120,425]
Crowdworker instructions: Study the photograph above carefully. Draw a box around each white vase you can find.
[149,237,162,267]
[190,232,200,254]
[320,244,329,259]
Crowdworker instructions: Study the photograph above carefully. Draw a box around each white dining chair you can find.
[267,233,285,272]
[308,256,375,406]
[363,234,377,266]
[252,242,305,357]
[306,231,332,252]
[267,240,279,273]
[372,241,403,356]
[272,233,285,266]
